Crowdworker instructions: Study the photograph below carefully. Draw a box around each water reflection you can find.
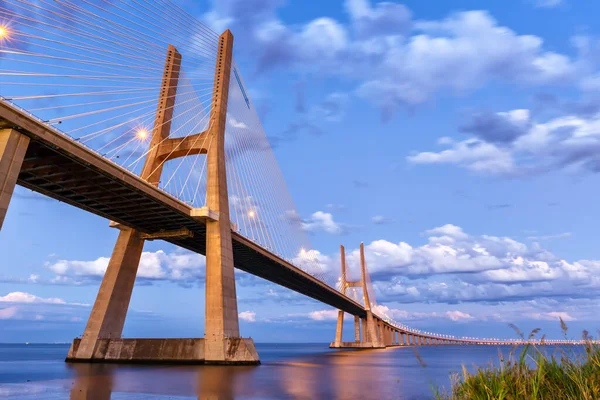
[66,350,406,399]
[68,363,257,400]
[197,365,255,400]
[62,345,511,399]
[69,364,113,400]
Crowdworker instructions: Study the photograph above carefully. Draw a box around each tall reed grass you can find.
[435,319,600,400]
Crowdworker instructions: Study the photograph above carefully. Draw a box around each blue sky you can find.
[1,0,600,343]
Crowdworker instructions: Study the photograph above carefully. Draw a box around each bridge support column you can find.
[354,316,360,342]
[70,226,144,360]
[203,30,258,364]
[383,325,388,346]
[334,310,344,347]
[331,245,348,348]
[365,311,383,347]
[360,318,366,342]
[0,128,29,230]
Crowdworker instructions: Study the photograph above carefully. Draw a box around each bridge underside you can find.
[1,101,366,320]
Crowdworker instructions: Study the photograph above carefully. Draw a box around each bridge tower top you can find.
[340,243,373,311]
[140,44,182,186]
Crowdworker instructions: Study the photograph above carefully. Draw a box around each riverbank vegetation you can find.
[435,320,600,400]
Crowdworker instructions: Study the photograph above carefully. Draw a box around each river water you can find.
[0,343,553,399]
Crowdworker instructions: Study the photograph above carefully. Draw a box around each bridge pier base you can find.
[0,128,29,229]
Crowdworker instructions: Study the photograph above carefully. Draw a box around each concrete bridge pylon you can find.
[62,30,259,365]
[330,243,385,349]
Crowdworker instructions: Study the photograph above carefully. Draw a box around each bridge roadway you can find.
[0,99,368,317]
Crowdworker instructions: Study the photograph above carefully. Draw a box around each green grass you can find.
[434,320,600,400]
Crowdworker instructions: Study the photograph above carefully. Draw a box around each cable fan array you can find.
[0,0,217,204]
[0,0,336,288]
[224,62,336,288]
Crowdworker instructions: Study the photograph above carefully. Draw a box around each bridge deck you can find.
[0,100,366,318]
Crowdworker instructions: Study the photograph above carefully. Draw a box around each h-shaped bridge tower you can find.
[64,31,259,364]
[331,244,384,348]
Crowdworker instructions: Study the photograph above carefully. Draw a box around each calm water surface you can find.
[0,343,556,399]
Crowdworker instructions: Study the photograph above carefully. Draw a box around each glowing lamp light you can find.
[0,26,8,39]
[248,211,255,218]
[136,128,149,140]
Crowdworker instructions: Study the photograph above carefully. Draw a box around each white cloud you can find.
[425,224,468,240]
[346,0,412,38]
[480,260,562,283]
[372,304,409,320]
[527,232,572,241]
[292,248,333,278]
[0,307,18,320]
[530,311,575,321]
[229,116,249,129]
[409,109,600,176]
[409,138,516,175]
[302,211,345,235]
[239,311,256,322]
[445,311,475,321]
[346,239,413,278]
[308,309,338,321]
[355,10,577,116]
[205,1,592,119]
[371,215,393,225]
[338,224,600,306]
[0,292,92,322]
[45,250,206,284]
[298,18,348,61]
[371,305,475,322]
[0,292,67,305]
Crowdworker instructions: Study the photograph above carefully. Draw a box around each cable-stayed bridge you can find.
[0,1,586,364]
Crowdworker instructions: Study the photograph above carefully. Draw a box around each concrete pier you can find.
[66,338,259,365]
[0,128,29,229]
